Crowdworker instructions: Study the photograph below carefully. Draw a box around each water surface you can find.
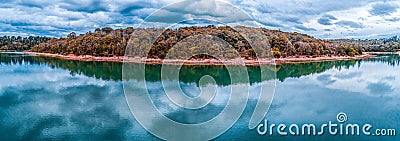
[0,53,399,140]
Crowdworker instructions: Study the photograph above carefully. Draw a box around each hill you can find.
[5,26,400,59]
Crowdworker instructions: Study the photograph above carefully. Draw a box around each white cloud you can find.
[0,0,399,38]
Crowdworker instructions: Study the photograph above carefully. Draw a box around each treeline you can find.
[331,36,400,52]
[26,26,400,58]
[0,36,52,51]
[31,27,131,56]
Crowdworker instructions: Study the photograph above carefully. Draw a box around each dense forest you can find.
[3,26,400,59]
[331,36,400,52]
[0,36,52,51]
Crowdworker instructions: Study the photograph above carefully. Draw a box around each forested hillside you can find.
[0,36,52,51]
[10,26,400,59]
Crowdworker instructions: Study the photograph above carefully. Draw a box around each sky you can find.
[0,0,400,39]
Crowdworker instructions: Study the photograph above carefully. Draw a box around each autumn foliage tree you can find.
[29,26,399,59]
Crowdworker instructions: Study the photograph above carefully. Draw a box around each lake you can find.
[0,52,399,140]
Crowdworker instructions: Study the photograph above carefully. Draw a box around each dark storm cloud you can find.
[282,17,302,24]
[318,15,337,25]
[369,3,398,16]
[119,1,163,16]
[295,25,317,31]
[335,20,364,28]
[257,20,284,28]
[386,17,400,22]
[59,0,110,13]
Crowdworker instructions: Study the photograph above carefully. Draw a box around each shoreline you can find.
[364,52,400,55]
[18,51,376,65]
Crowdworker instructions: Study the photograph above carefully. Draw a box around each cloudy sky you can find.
[1,0,400,39]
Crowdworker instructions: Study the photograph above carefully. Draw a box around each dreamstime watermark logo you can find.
[257,112,396,137]
[122,0,276,140]
[336,112,348,123]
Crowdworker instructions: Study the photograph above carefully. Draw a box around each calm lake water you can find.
[0,52,399,140]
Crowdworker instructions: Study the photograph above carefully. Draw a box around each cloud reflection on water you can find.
[1,54,400,140]
[0,63,151,140]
